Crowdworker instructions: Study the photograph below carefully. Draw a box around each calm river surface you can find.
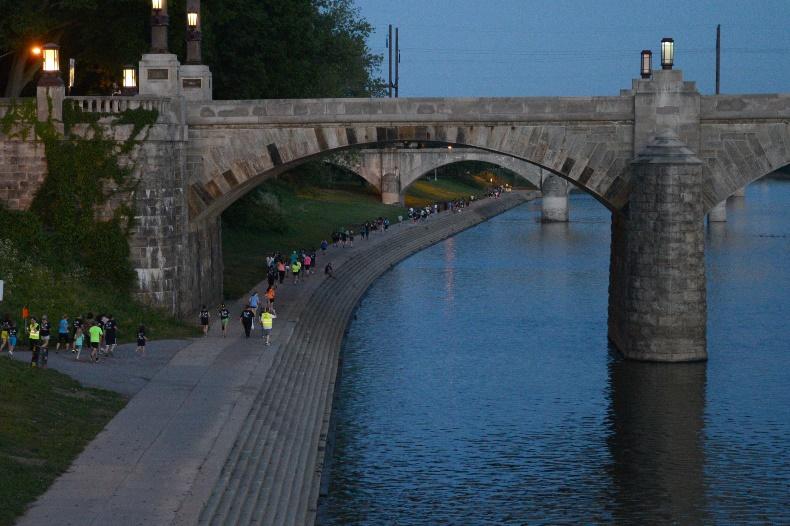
[321,179,790,525]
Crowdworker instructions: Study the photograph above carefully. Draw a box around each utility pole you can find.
[387,24,393,97]
[715,24,721,95]
[395,27,400,98]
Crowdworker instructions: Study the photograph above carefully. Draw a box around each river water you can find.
[321,179,790,525]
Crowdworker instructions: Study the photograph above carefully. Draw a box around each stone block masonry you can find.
[0,137,47,211]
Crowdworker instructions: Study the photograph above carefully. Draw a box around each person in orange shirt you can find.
[265,285,277,316]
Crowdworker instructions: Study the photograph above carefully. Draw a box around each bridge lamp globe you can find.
[151,0,163,11]
[661,38,674,70]
[640,50,652,79]
[187,11,199,30]
[42,43,60,73]
[122,65,138,95]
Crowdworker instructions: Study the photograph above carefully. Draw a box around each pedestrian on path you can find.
[291,260,302,284]
[265,285,276,316]
[104,315,118,356]
[249,291,260,315]
[55,314,69,353]
[39,315,51,368]
[0,314,11,355]
[199,305,210,336]
[261,308,274,346]
[240,305,254,338]
[88,321,103,363]
[28,317,41,367]
[277,259,286,284]
[218,303,230,337]
[70,316,83,353]
[73,328,84,361]
[136,326,147,356]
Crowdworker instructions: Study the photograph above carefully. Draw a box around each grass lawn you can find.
[0,357,126,526]
[404,177,488,208]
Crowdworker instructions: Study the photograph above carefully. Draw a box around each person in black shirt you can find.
[8,322,18,359]
[240,305,254,338]
[39,315,51,368]
[104,315,118,356]
[136,325,147,356]
[217,304,230,338]
[199,306,210,336]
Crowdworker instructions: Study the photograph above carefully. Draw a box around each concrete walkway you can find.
[17,192,533,526]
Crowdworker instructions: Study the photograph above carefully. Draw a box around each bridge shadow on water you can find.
[604,348,708,524]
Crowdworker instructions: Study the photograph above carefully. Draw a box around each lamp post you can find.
[151,0,169,53]
[640,50,652,79]
[185,0,202,64]
[122,65,138,95]
[661,38,674,70]
[36,43,64,124]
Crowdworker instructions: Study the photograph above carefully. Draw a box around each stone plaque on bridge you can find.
[147,69,169,80]
[182,78,202,89]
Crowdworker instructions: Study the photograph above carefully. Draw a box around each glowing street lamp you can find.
[122,65,137,95]
[42,43,60,73]
[185,1,202,64]
[187,11,198,29]
[31,45,42,57]
[640,50,652,79]
[661,38,674,70]
[151,0,163,11]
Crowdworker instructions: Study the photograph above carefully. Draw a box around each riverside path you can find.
[16,191,534,526]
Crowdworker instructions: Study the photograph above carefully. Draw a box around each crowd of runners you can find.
[2,193,499,366]
[0,311,147,368]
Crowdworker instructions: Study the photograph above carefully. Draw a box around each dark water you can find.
[322,180,790,525]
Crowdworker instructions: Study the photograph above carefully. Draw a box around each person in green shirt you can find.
[88,322,103,363]
[28,317,41,368]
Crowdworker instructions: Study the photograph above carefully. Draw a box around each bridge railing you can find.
[65,96,168,115]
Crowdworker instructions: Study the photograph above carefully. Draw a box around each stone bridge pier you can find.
[540,173,571,222]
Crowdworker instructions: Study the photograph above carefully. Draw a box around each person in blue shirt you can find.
[55,314,70,353]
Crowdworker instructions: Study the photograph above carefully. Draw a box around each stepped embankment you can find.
[17,191,534,526]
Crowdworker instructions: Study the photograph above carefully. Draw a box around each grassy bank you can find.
[222,179,407,299]
[0,358,126,526]
[221,166,522,299]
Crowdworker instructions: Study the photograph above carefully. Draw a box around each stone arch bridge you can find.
[4,68,790,361]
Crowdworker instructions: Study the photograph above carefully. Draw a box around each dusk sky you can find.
[355,0,790,97]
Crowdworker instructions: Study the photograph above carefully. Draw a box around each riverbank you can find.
[17,191,534,526]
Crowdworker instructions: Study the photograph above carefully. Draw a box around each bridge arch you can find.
[186,115,634,223]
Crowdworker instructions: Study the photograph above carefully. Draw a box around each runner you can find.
[277,259,286,284]
[261,308,274,346]
[303,253,312,278]
[88,321,103,363]
[7,320,17,359]
[73,328,84,361]
[55,314,69,353]
[199,305,210,336]
[249,291,260,315]
[136,325,147,356]
[218,303,230,338]
[39,315,51,368]
[28,317,41,367]
[291,259,302,284]
[0,314,10,354]
[240,305,254,338]
[266,287,277,313]
[70,315,83,353]
[104,315,118,356]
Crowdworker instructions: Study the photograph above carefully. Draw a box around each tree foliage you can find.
[0,0,382,98]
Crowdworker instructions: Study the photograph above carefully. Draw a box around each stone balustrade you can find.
[66,96,168,115]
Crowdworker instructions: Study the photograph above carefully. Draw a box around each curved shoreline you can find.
[199,191,535,525]
[16,191,534,526]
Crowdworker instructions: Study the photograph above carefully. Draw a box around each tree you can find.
[0,0,147,97]
[0,0,382,99]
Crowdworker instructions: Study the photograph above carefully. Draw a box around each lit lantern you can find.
[187,11,198,29]
[122,65,137,94]
[42,43,60,72]
[151,0,163,11]
[640,50,652,79]
[661,38,674,70]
